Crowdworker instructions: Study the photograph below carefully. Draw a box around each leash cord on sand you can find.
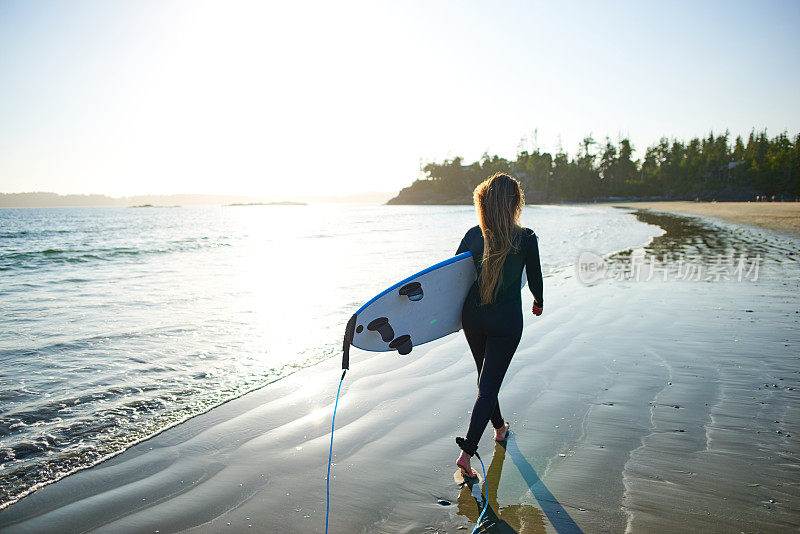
[473,452,488,533]
[325,369,346,534]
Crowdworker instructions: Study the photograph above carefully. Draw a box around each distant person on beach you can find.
[454,173,544,478]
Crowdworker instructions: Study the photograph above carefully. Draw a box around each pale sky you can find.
[1,0,798,198]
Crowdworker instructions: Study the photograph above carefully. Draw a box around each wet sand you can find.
[606,201,800,236]
[1,211,799,533]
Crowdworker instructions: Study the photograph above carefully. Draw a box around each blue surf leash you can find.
[326,316,356,532]
[325,369,346,534]
[472,452,488,533]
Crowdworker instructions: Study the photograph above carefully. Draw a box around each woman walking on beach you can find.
[455,173,544,478]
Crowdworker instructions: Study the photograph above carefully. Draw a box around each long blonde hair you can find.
[474,173,525,304]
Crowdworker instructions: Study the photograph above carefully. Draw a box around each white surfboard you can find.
[340,251,529,367]
[345,252,477,358]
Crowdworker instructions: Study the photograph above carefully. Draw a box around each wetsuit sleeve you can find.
[526,232,544,307]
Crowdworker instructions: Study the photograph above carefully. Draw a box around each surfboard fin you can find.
[367,317,395,342]
[398,282,423,301]
[389,334,412,355]
[342,314,357,370]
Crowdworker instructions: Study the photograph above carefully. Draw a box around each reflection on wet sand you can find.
[593,209,798,287]
[625,209,798,262]
[457,441,547,533]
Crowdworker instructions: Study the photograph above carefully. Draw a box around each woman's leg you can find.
[463,320,505,430]
[458,303,486,475]
[464,332,521,447]
[464,323,486,372]
[490,402,505,430]
[457,300,519,468]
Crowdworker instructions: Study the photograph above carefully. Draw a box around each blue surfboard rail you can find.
[354,251,474,316]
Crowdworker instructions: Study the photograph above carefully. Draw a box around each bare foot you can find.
[456,451,477,478]
[494,422,510,442]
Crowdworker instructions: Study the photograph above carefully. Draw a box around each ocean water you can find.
[0,203,663,508]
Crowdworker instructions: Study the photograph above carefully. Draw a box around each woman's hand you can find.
[532,303,543,316]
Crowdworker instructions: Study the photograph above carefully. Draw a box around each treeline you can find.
[388,130,800,204]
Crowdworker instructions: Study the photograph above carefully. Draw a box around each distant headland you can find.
[225,201,307,207]
[0,192,393,207]
[387,129,800,205]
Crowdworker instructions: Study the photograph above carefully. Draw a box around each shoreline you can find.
[1,210,798,532]
[385,200,800,238]
[602,201,800,237]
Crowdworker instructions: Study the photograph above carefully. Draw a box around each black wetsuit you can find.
[456,225,544,455]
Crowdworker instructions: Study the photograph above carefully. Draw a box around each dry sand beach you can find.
[607,201,800,237]
[1,208,799,533]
